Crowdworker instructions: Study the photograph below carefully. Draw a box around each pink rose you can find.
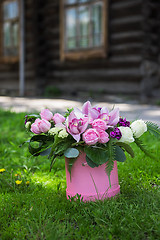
[31,118,51,134]
[83,128,99,145]
[40,109,53,121]
[31,119,42,134]
[98,130,109,144]
[53,113,65,125]
[92,119,107,131]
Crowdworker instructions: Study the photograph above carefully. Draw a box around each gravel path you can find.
[0,96,160,125]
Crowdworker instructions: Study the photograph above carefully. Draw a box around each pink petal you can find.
[109,108,119,126]
[82,101,92,115]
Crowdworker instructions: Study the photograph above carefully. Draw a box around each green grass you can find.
[0,109,160,240]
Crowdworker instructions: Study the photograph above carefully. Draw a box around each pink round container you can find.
[65,152,120,201]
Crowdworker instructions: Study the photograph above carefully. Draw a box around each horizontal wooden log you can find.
[47,80,141,94]
[110,43,142,55]
[111,31,144,44]
[48,68,141,79]
[111,4,142,18]
[0,72,18,78]
[111,15,143,26]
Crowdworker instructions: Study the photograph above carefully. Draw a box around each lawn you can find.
[0,109,160,240]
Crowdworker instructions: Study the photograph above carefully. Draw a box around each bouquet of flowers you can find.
[24,101,160,186]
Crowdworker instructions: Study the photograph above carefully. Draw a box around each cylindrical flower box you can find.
[65,152,120,201]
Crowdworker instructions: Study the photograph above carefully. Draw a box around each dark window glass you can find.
[2,0,19,57]
[64,0,103,51]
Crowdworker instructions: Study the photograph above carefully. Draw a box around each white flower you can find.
[130,120,147,138]
[118,127,134,144]
[25,121,31,130]
[48,127,64,135]
[58,129,68,138]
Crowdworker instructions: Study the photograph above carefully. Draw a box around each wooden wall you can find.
[41,0,144,97]
[0,1,19,95]
[22,0,37,96]
[0,0,37,96]
[140,0,160,99]
[0,0,159,98]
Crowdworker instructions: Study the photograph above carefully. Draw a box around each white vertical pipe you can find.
[19,0,25,96]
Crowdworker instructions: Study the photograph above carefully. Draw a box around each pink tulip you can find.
[53,113,65,125]
[31,118,51,134]
[83,128,99,145]
[98,130,110,144]
[99,107,119,127]
[66,111,89,142]
[82,101,99,121]
[40,109,53,121]
[108,108,119,126]
[92,119,107,131]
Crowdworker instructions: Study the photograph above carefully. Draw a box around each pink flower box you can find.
[65,152,120,201]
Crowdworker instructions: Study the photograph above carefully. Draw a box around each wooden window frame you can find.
[0,0,20,63]
[60,0,108,61]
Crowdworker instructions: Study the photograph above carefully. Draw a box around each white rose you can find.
[130,120,147,138]
[25,121,31,130]
[58,129,68,138]
[118,126,134,144]
[48,127,64,135]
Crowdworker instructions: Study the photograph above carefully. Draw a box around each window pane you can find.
[92,3,102,46]
[3,1,18,20]
[3,22,11,47]
[13,23,19,47]
[78,6,89,48]
[78,0,91,3]
[66,0,77,4]
[12,47,18,56]
[66,9,77,49]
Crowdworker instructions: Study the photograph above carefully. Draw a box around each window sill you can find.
[0,56,19,64]
[61,48,107,61]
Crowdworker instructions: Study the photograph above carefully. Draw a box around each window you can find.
[60,0,108,60]
[0,0,19,62]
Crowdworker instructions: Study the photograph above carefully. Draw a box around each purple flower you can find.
[25,115,28,125]
[119,118,130,127]
[110,127,122,140]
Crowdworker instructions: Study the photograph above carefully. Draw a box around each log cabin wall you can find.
[0,1,19,95]
[141,0,160,100]
[0,0,159,99]
[40,0,144,98]
[23,0,37,96]
[0,0,37,96]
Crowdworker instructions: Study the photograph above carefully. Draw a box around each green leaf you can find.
[39,147,52,156]
[134,137,155,159]
[50,154,57,172]
[28,135,53,156]
[67,158,77,180]
[105,141,115,187]
[84,146,108,165]
[116,142,134,158]
[115,145,126,162]
[86,156,99,168]
[27,114,40,118]
[64,148,79,158]
[64,108,74,118]
[146,121,160,139]
[55,140,70,155]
